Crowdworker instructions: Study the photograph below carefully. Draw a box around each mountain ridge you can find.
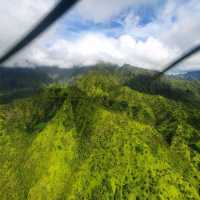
[0,64,200,199]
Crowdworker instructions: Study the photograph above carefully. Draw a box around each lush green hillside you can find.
[0,66,89,92]
[0,66,200,199]
[0,67,52,92]
[0,66,87,104]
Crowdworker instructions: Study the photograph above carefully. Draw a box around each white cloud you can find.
[0,0,199,71]
[25,33,175,70]
[75,0,136,23]
[75,0,164,23]
[0,0,58,52]
[126,0,200,50]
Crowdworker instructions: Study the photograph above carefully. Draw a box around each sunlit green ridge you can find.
[0,65,200,199]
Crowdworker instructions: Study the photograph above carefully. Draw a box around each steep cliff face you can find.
[0,69,200,199]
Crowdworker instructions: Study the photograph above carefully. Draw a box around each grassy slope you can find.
[0,70,200,200]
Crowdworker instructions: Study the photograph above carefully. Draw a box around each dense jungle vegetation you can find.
[0,64,200,199]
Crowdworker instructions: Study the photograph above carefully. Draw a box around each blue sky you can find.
[0,0,199,71]
[59,0,166,38]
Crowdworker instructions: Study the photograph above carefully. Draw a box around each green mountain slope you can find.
[0,66,200,199]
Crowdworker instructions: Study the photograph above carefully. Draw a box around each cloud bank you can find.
[0,0,200,71]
